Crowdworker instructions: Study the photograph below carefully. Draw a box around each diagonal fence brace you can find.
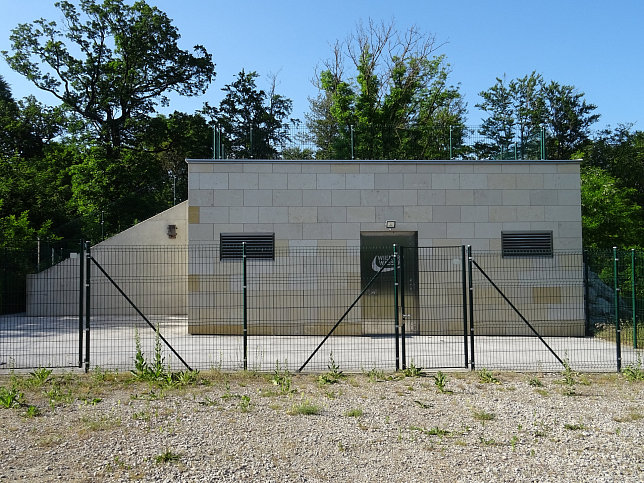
[89,256,192,372]
[298,254,395,373]
[471,259,565,368]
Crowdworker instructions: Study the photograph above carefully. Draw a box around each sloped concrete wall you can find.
[26,202,188,317]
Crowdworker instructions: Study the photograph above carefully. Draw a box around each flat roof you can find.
[186,158,581,164]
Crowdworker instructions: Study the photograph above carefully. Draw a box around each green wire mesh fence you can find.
[211,124,551,161]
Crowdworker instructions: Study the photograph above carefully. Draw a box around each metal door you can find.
[360,231,419,335]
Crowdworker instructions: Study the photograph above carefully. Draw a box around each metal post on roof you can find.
[249,126,253,159]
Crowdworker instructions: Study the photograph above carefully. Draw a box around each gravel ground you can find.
[0,368,642,482]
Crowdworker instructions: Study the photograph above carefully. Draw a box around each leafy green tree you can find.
[203,70,293,159]
[2,1,217,241]
[477,72,598,159]
[67,145,169,239]
[308,20,466,160]
[580,166,643,248]
[578,125,644,208]
[0,77,74,240]
[3,0,214,152]
[141,111,213,204]
[543,81,600,159]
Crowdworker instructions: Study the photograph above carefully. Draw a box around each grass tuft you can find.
[288,400,321,416]
[344,408,363,418]
[477,368,500,384]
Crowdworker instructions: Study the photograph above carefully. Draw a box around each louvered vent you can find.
[220,233,275,260]
[501,231,553,257]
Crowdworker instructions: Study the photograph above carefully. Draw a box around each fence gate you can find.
[400,245,469,370]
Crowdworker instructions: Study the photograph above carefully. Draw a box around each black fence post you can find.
[461,245,468,368]
[631,249,637,350]
[78,240,84,368]
[613,247,621,372]
[242,242,248,371]
[393,244,400,372]
[467,245,475,371]
[583,250,591,336]
[84,241,91,373]
[400,246,406,371]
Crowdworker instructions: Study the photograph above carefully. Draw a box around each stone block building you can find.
[186,159,584,336]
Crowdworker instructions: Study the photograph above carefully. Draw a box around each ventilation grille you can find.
[220,233,275,260]
[501,231,553,257]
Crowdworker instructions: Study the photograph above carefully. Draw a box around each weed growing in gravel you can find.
[288,400,321,416]
[409,426,450,437]
[534,388,549,397]
[479,437,498,446]
[433,371,450,393]
[527,376,543,387]
[106,455,131,473]
[174,370,201,386]
[23,405,41,418]
[323,389,341,399]
[564,423,586,431]
[132,327,169,382]
[318,353,345,385]
[510,435,519,450]
[364,367,386,382]
[155,448,181,464]
[130,330,202,388]
[560,360,579,395]
[622,356,644,382]
[403,360,423,378]
[472,409,496,421]
[80,396,102,406]
[91,367,109,383]
[28,368,52,387]
[198,396,218,407]
[131,390,160,401]
[0,386,23,408]
[271,362,293,394]
[132,409,151,421]
[80,414,122,432]
[477,368,500,384]
[344,408,363,418]
[46,384,74,408]
[239,395,251,413]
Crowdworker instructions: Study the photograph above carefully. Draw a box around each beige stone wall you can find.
[187,160,582,250]
[186,160,584,336]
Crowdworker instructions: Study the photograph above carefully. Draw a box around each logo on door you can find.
[371,254,398,273]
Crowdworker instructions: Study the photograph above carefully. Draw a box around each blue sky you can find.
[1,0,642,131]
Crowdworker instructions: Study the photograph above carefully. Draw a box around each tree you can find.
[141,111,213,204]
[68,145,168,239]
[577,125,644,208]
[580,166,643,248]
[307,19,466,160]
[543,81,600,159]
[203,70,293,159]
[476,72,598,159]
[3,0,214,152]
